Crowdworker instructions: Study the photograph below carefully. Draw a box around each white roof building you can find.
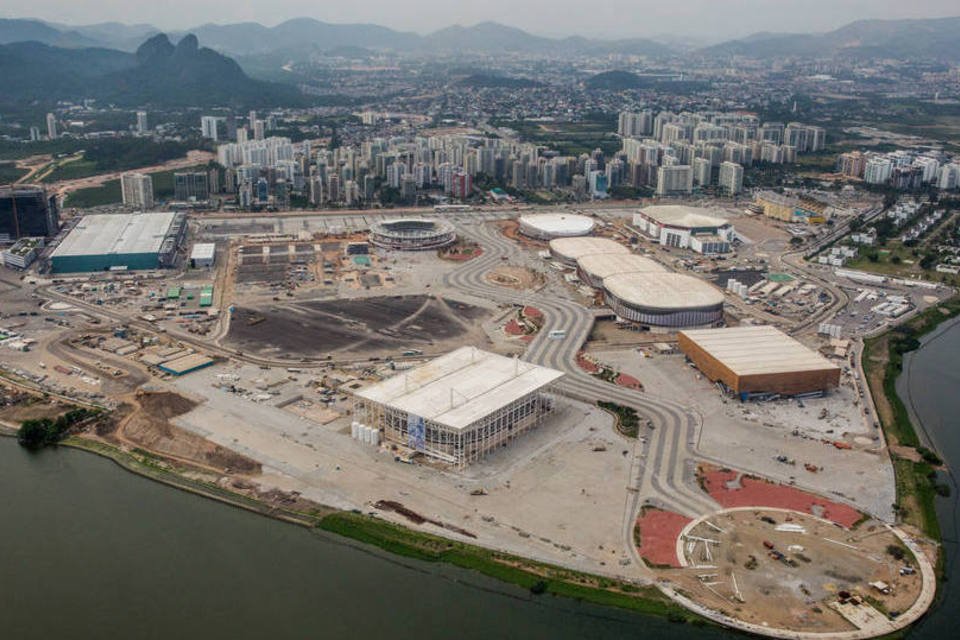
[577,253,666,288]
[354,347,564,466]
[548,236,630,265]
[518,213,595,239]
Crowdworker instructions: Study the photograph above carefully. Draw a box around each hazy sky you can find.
[2,0,958,40]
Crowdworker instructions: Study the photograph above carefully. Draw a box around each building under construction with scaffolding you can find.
[352,347,564,467]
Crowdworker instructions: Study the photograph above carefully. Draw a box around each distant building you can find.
[836,151,866,178]
[120,173,154,208]
[136,111,148,134]
[174,172,210,201]
[200,116,219,141]
[45,113,57,139]
[253,119,265,141]
[618,110,653,137]
[655,165,693,196]
[718,161,744,195]
[0,185,59,240]
[864,157,893,184]
[753,191,828,223]
[29,127,40,142]
[692,158,712,187]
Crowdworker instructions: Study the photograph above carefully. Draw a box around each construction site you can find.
[0,201,950,639]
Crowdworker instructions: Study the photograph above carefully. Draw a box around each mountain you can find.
[0,33,305,107]
[0,16,670,59]
[106,33,307,107]
[424,22,669,56]
[702,16,960,60]
[178,18,419,56]
[0,18,101,48]
[0,41,134,100]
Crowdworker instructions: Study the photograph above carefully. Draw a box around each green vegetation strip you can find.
[862,296,960,543]
[319,511,704,624]
[597,400,640,438]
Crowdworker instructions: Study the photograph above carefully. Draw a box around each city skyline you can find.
[2,0,959,41]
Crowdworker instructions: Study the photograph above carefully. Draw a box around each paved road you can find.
[438,222,722,571]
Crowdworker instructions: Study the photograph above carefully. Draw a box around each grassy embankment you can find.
[318,511,702,623]
[862,296,960,547]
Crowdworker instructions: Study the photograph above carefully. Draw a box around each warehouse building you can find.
[353,347,564,468]
[603,273,725,329]
[50,212,186,273]
[632,205,735,254]
[548,236,630,266]
[518,213,595,240]
[678,325,841,400]
[577,253,665,288]
[190,243,216,268]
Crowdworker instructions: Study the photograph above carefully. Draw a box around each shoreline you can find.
[0,428,705,627]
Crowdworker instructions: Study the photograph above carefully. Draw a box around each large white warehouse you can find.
[603,272,725,328]
[518,213,595,240]
[632,205,735,254]
[549,237,630,266]
[352,347,564,467]
[577,253,666,288]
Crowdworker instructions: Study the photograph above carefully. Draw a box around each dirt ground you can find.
[662,509,924,633]
[0,383,80,424]
[225,294,493,360]
[118,390,260,474]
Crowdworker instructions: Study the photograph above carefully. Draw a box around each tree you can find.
[17,419,52,449]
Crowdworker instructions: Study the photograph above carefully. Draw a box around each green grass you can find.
[41,158,99,182]
[319,512,703,622]
[65,179,122,207]
[0,161,28,183]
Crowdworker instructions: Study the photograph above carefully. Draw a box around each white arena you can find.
[602,272,725,329]
[518,213,595,240]
[632,205,735,254]
[577,253,666,288]
[548,236,630,266]
[352,347,564,467]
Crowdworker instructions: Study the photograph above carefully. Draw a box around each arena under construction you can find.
[369,218,456,250]
[352,347,564,467]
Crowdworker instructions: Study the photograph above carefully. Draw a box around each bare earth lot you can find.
[224,294,493,359]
